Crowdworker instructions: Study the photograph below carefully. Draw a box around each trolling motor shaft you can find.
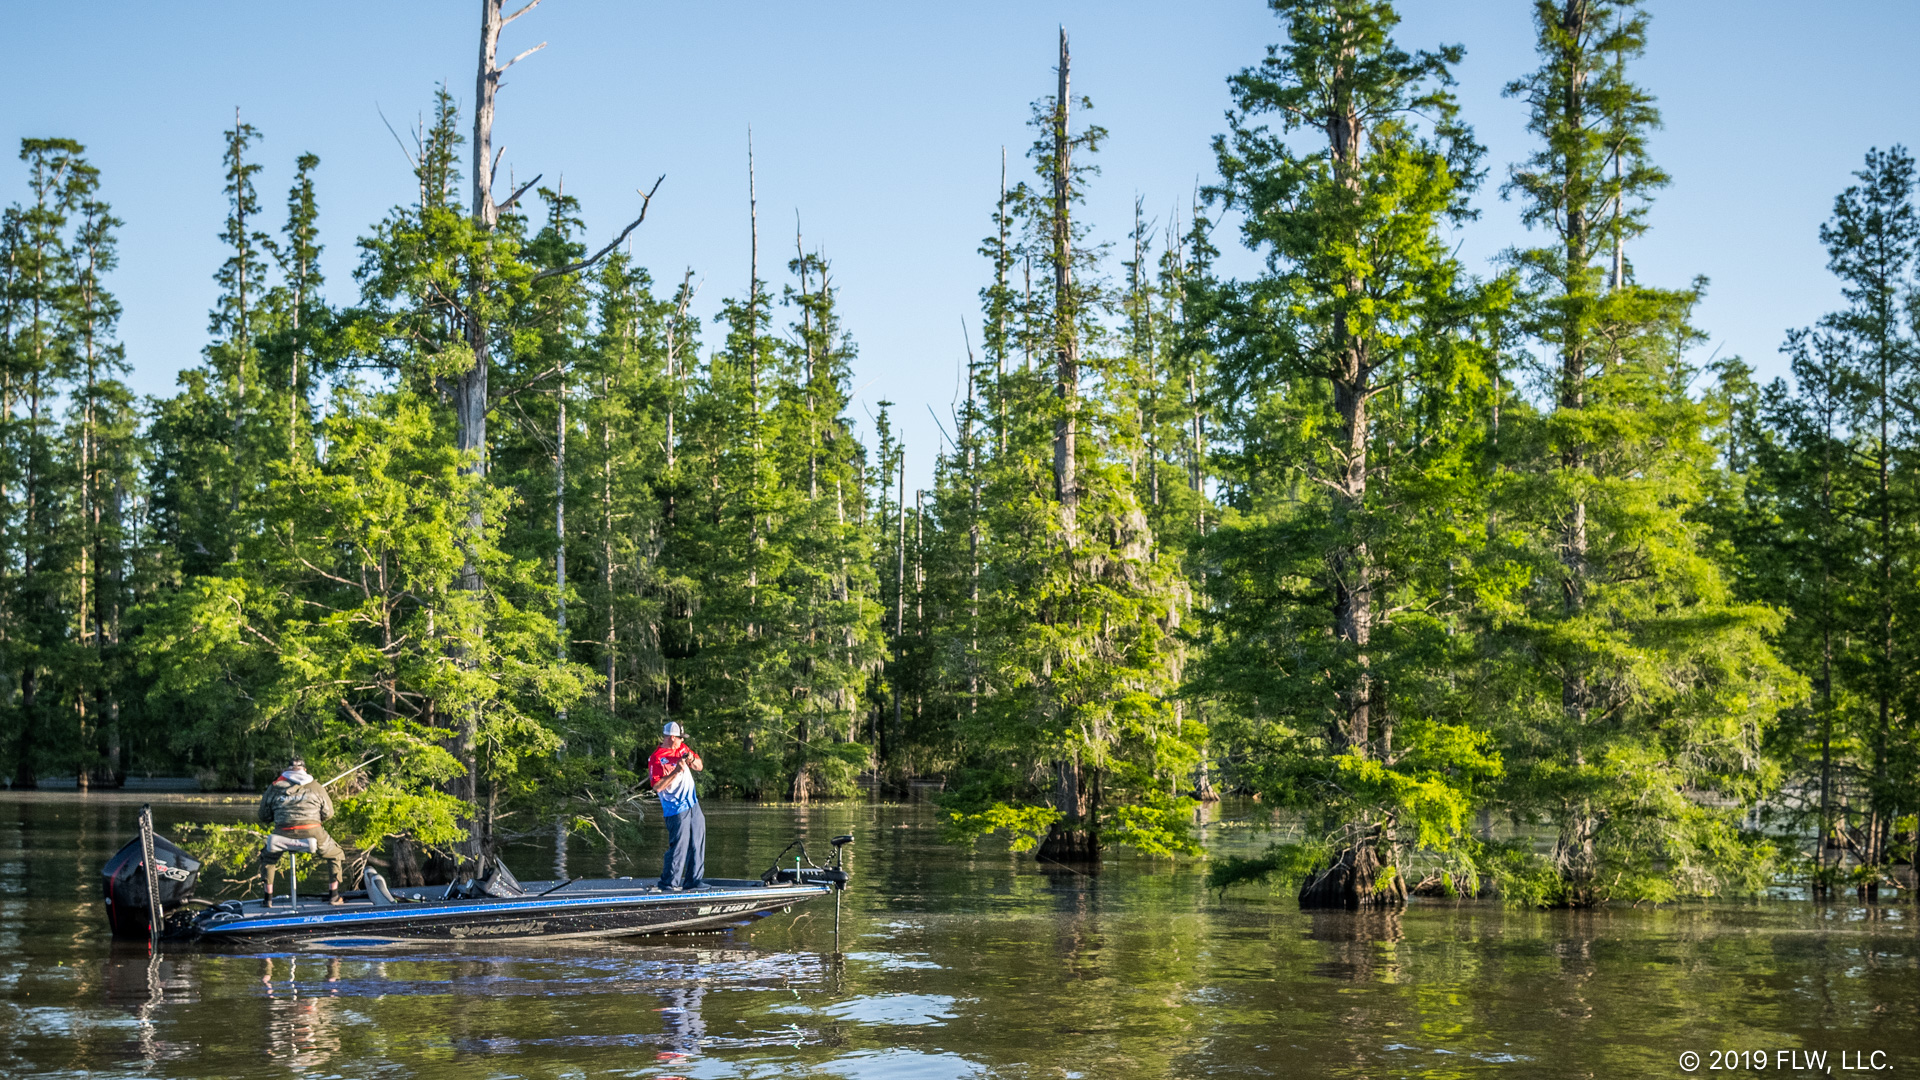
[831,834,852,952]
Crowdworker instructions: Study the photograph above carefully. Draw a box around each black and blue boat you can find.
[103,807,850,948]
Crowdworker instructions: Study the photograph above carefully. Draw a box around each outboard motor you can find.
[101,807,201,940]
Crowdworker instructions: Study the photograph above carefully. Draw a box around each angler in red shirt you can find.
[648,722,706,889]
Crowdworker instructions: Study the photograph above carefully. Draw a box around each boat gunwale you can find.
[194,881,830,935]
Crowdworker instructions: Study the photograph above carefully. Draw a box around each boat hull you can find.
[186,878,828,947]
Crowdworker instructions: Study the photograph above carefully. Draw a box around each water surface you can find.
[0,793,1912,1078]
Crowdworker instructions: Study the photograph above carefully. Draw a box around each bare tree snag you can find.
[455,0,664,853]
[531,176,664,282]
[892,454,906,771]
[1051,26,1078,537]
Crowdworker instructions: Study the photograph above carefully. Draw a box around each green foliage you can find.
[1205,842,1321,893]
[1472,840,1566,908]
[174,822,273,895]
[906,44,1207,860]
[1479,0,1797,905]
[1725,147,1920,892]
[0,12,1897,913]
[944,803,1063,853]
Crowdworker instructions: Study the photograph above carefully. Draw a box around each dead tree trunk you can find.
[454,0,547,853]
[555,363,568,726]
[890,455,906,775]
[453,0,654,852]
[1050,26,1078,535]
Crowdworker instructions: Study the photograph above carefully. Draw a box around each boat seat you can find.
[362,867,399,907]
[264,833,318,855]
[439,857,528,901]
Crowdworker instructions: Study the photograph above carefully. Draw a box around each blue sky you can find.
[9,1,1920,488]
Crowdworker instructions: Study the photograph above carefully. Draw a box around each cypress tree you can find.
[1744,148,1920,897]
[2,138,91,788]
[62,170,138,787]
[266,152,323,458]
[939,31,1201,861]
[774,243,885,799]
[1198,0,1505,906]
[1489,0,1796,904]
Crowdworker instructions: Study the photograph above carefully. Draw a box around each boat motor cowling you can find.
[102,833,201,940]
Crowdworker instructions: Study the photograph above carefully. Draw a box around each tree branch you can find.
[496,41,547,76]
[242,622,282,653]
[496,172,543,214]
[501,0,545,25]
[533,176,665,281]
[297,556,366,591]
[376,104,419,169]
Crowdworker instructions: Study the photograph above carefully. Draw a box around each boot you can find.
[328,887,344,906]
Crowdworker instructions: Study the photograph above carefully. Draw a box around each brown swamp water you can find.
[0,793,1913,1079]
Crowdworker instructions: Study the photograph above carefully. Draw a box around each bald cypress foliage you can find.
[923,35,1205,861]
[1732,148,1920,899]
[1479,0,1796,906]
[0,139,145,790]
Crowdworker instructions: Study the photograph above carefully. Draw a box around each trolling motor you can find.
[828,834,852,950]
[759,834,852,890]
[761,833,853,951]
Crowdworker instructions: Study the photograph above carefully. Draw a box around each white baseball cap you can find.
[662,722,685,737]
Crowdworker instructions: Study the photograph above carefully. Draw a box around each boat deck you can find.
[234,877,775,915]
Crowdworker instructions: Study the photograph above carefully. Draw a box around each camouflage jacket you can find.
[257,777,335,828]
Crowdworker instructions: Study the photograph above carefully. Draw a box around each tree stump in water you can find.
[418,848,464,887]
[1298,832,1406,910]
[1035,823,1100,865]
[389,839,426,887]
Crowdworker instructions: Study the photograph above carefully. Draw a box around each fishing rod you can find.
[323,755,384,788]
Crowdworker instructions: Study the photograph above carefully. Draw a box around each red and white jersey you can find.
[648,746,699,816]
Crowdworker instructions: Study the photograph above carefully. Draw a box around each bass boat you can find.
[103,806,851,947]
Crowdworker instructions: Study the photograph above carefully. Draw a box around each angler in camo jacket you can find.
[257,757,347,905]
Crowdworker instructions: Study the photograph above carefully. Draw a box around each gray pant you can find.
[658,802,706,889]
[261,827,345,892]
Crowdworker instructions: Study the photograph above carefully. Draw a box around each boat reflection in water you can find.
[101,946,199,1068]
[100,941,835,1071]
[657,984,707,1068]
[261,955,345,1071]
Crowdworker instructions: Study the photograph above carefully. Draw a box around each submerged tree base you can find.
[1036,824,1100,865]
[1298,833,1406,910]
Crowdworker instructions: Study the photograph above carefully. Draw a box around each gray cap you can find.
[662,722,685,738]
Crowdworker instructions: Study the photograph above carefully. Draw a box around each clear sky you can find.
[9,1,1920,489]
